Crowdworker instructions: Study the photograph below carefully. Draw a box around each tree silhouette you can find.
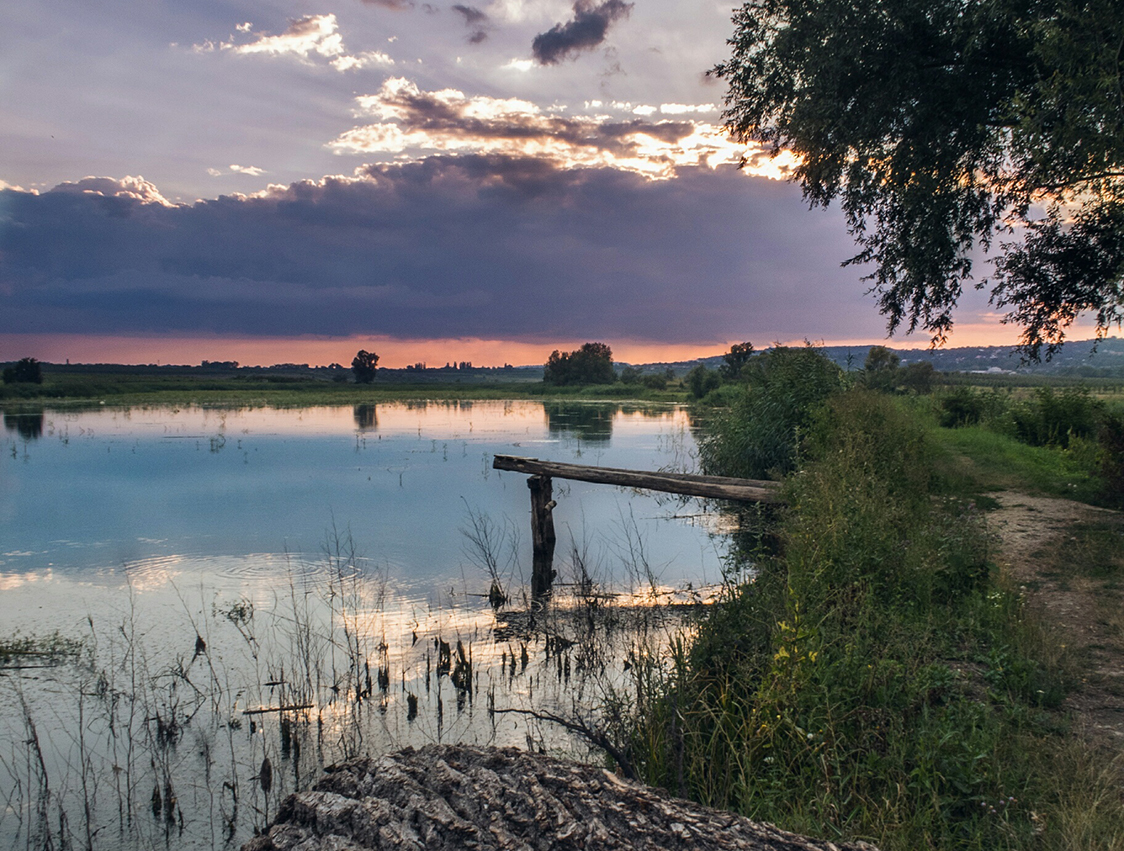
[351,350,379,384]
[2,357,43,384]
[543,343,615,386]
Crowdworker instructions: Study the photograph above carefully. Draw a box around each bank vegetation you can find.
[618,346,1124,850]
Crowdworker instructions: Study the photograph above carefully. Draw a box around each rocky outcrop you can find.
[243,744,876,851]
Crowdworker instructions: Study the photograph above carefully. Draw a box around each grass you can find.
[928,422,1103,502]
[0,631,85,667]
[624,387,1124,850]
[0,515,703,851]
[0,372,690,408]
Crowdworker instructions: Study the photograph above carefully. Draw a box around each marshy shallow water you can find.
[0,401,732,850]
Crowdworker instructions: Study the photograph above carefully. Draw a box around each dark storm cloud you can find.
[0,161,870,343]
[360,0,414,9]
[532,0,633,65]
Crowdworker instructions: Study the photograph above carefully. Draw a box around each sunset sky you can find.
[0,0,1051,366]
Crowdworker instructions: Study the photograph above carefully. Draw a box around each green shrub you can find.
[898,361,937,394]
[619,366,643,384]
[1099,412,1124,507]
[2,357,43,385]
[699,345,846,479]
[699,383,744,407]
[1009,387,1102,448]
[939,386,987,427]
[686,365,721,399]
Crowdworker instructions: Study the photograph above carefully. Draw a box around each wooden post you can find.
[527,475,557,604]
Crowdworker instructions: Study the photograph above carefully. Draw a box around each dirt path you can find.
[988,492,1124,742]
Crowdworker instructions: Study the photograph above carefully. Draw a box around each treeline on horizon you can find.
[4,333,1124,379]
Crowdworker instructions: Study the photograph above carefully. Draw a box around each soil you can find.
[988,492,1124,742]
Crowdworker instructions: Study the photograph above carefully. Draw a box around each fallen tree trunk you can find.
[243,744,876,851]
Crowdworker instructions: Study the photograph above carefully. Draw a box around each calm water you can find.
[0,401,728,851]
[1,401,722,625]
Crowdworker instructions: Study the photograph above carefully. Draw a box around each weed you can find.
[628,387,1124,850]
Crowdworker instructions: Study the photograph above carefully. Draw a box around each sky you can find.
[0,0,1044,367]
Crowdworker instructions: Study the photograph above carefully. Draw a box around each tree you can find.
[713,0,1124,357]
[351,350,379,384]
[863,346,900,375]
[899,361,937,395]
[2,357,43,384]
[686,365,722,399]
[543,343,615,386]
[701,345,845,478]
[619,365,644,384]
[720,341,755,380]
[863,345,901,392]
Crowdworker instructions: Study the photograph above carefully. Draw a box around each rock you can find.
[242,744,876,851]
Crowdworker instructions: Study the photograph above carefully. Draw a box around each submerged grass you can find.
[627,388,1124,850]
[0,632,85,668]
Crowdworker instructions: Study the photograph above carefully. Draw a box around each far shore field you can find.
[0,369,690,408]
[4,360,1124,410]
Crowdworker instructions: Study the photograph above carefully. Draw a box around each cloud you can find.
[359,0,415,8]
[331,51,395,70]
[46,175,173,206]
[452,4,489,42]
[659,103,717,115]
[209,165,268,178]
[452,4,486,24]
[531,0,633,65]
[0,163,875,346]
[229,14,345,59]
[329,78,768,179]
[199,14,392,71]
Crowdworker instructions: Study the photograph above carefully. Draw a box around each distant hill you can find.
[619,337,1124,378]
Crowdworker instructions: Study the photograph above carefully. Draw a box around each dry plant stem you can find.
[494,705,637,780]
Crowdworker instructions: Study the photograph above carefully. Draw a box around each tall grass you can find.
[927,384,1121,505]
[627,388,1124,850]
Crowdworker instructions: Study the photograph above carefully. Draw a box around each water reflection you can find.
[0,399,717,595]
[0,399,728,851]
[545,402,615,442]
[0,562,705,851]
[4,410,44,441]
[353,403,378,431]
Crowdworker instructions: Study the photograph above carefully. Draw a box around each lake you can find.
[0,400,729,850]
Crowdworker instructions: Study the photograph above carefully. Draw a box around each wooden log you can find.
[493,455,781,503]
[527,474,557,602]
